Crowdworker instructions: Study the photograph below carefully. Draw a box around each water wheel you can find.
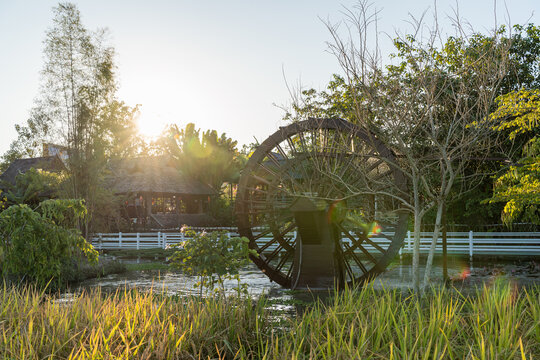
[236,118,408,289]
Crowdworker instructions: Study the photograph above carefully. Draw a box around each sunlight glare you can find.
[137,113,169,139]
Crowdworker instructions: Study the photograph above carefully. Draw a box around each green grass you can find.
[124,262,170,271]
[0,280,538,359]
[103,248,175,259]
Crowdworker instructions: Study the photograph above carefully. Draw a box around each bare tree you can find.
[286,1,510,291]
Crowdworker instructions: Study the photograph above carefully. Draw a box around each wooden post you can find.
[163,233,167,249]
[158,231,161,248]
[407,230,412,253]
[136,232,140,250]
[119,232,122,249]
[98,233,103,250]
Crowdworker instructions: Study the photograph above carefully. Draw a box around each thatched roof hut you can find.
[0,155,66,186]
[107,156,216,196]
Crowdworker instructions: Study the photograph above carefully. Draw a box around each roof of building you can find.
[107,156,217,196]
[0,155,66,185]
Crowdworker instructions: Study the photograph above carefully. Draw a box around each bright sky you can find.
[0,0,538,155]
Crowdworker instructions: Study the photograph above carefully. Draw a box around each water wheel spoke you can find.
[339,247,356,280]
[356,243,378,264]
[258,237,278,253]
[275,250,292,273]
[286,258,295,279]
[249,173,272,186]
[253,227,276,240]
[337,223,366,253]
[344,243,368,273]
[264,243,284,263]
[357,233,386,254]
[275,143,290,161]
[258,162,281,180]
[274,222,296,252]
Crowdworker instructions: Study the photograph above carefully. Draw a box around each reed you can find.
[0,280,538,359]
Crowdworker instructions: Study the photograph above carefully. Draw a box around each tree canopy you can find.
[159,123,246,190]
[487,89,540,225]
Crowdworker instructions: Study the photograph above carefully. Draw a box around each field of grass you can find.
[0,281,538,359]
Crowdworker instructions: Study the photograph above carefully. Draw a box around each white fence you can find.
[90,230,540,257]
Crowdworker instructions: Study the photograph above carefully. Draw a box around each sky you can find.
[0,0,538,156]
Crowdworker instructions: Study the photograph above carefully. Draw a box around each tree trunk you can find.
[412,209,422,292]
[423,200,444,287]
[411,175,422,293]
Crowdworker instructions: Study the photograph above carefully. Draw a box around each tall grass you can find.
[0,280,538,359]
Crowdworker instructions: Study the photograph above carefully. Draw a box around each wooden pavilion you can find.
[107,156,218,229]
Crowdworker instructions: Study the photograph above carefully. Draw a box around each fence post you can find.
[119,232,122,249]
[407,230,412,253]
[136,232,140,250]
[163,233,167,249]
[181,231,185,243]
[227,232,231,239]
[98,233,103,250]
[469,230,474,268]
[158,231,161,248]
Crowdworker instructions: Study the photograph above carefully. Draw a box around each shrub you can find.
[169,227,255,295]
[0,199,97,289]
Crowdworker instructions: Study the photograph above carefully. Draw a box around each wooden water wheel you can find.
[236,118,408,289]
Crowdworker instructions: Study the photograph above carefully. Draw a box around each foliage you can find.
[1,3,144,234]
[0,199,97,289]
[208,192,235,226]
[502,24,540,92]
[158,123,246,190]
[486,89,540,225]
[1,168,64,208]
[286,24,540,229]
[0,281,538,358]
[0,191,6,212]
[169,228,255,295]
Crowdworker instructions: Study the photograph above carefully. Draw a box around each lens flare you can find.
[451,267,471,280]
[368,222,382,237]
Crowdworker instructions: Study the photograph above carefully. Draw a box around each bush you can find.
[0,199,97,289]
[169,228,255,295]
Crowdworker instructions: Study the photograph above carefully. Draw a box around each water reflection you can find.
[70,259,539,305]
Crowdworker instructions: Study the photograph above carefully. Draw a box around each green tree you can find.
[0,199,97,289]
[159,123,245,190]
[2,3,144,234]
[487,89,540,225]
[1,168,64,207]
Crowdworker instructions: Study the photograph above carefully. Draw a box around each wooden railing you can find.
[90,230,540,257]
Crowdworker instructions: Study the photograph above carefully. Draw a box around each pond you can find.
[69,256,540,307]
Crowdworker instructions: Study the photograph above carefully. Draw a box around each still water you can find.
[72,258,540,303]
